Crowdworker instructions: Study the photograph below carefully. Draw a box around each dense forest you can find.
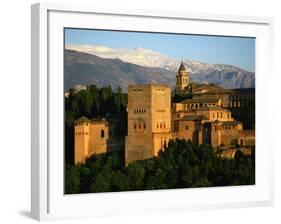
[64,84,127,164]
[65,139,255,194]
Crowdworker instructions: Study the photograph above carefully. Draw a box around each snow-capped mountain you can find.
[65,44,255,89]
[66,44,175,68]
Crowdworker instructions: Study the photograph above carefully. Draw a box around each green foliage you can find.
[64,84,128,164]
[65,165,80,194]
[65,139,255,194]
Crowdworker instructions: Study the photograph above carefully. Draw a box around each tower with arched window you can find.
[175,61,190,94]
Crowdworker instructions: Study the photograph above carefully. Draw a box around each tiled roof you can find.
[180,98,219,104]
[179,115,203,121]
[75,116,91,123]
[197,105,229,112]
[220,121,241,126]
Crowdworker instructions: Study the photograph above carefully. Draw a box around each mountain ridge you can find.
[64,48,255,92]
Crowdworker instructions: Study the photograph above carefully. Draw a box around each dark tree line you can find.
[65,139,255,194]
[64,84,127,164]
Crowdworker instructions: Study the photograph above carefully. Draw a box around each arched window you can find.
[101,130,105,138]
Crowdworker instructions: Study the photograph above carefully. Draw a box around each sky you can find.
[65,28,255,72]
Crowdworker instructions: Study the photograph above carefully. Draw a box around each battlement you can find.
[238,130,255,137]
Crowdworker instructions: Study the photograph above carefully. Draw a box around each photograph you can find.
[63,28,255,194]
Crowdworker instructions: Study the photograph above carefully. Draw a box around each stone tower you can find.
[125,84,171,164]
[176,61,189,93]
[74,117,111,164]
[74,116,90,164]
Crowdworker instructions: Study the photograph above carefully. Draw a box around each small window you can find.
[134,124,137,129]
[160,123,162,129]
[185,125,189,130]
[221,112,223,118]
[101,130,105,138]
[139,124,141,129]
[143,124,146,129]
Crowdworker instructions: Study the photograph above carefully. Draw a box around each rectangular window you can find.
[185,125,188,130]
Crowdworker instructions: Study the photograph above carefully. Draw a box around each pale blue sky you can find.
[65,28,255,72]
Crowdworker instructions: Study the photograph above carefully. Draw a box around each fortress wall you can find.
[152,132,172,156]
[74,123,89,164]
[125,84,172,164]
[88,122,109,155]
[125,85,154,164]
[238,130,255,146]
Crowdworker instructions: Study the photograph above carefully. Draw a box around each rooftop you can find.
[75,116,109,124]
[220,121,242,126]
[179,115,206,121]
[180,98,219,104]
[75,116,91,123]
[178,62,186,71]
[196,105,230,112]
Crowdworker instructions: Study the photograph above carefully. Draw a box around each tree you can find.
[126,163,146,190]
[65,165,80,194]
[65,137,254,194]
[75,90,93,115]
[90,175,111,192]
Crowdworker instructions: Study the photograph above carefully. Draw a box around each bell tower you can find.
[176,61,189,94]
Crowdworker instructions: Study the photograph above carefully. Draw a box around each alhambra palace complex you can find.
[74,62,255,164]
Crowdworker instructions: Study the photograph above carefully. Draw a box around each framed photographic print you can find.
[31,2,274,221]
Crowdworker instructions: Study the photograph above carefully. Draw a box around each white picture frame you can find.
[31,2,274,221]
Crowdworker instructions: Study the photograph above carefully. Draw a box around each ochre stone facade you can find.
[74,117,122,164]
[125,84,172,164]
